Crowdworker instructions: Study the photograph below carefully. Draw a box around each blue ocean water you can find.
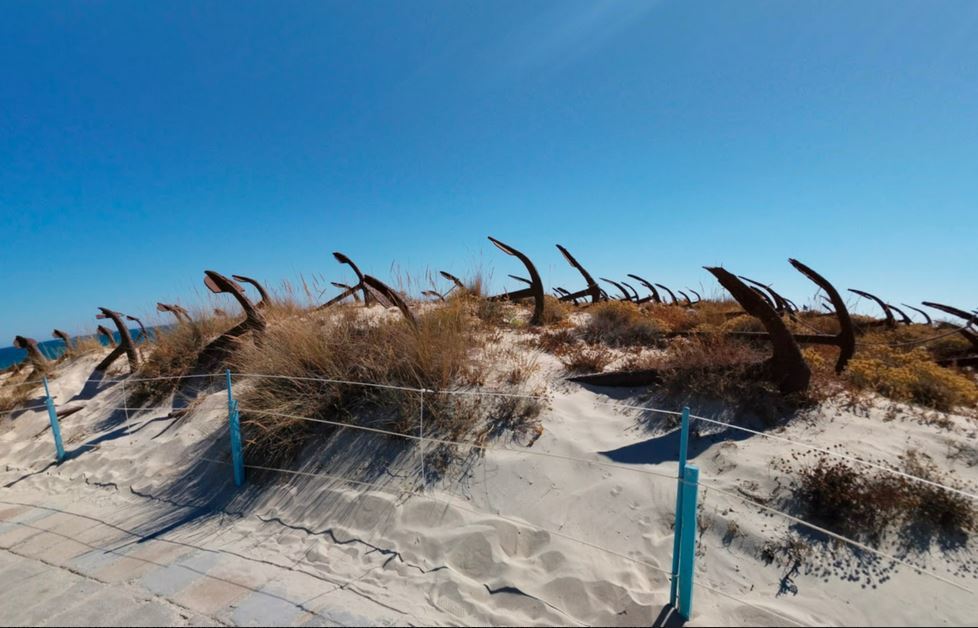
[0,328,152,370]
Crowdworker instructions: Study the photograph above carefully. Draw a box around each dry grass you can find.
[775,449,976,546]
[0,376,40,414]
[231,301,543,470]
[560,343,613,373]
[582,301,663,347]
[533,329,578,356]
[128,316,229,405]
[846,346,977,412]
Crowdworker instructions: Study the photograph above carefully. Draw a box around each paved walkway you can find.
[0,501,396,626]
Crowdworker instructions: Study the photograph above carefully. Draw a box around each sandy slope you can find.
[2,346,977,626]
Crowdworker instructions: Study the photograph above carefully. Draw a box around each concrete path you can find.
[0,501,397,626]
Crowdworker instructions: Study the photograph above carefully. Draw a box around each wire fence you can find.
[10,368,978,624]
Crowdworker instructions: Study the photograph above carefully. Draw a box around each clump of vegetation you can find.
[539,295,569,326]
[846,346,978,412]
[582,301,663,347]
[128,316,229,405]
[533,328,577,356]
[721,314,766,333]
[775,449,977,546]
[560,343,612,373]
[0,377,40,414]
[232,301,544,469]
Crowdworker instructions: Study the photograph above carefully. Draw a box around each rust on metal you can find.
[886,304,913,325]
[156,302,192,324]
[333,252,373,305]
[600,278,632,301]
[922,302,978,352]
[96,325,117,347]
[193,271,268,368]
[627,275,661,304]
[439,271,466,294]
[555,287,579,305]
[421,290,445,302]
[686,289,702,304]
[849,289,896,328]
[363,275,418,329]
[330,281,362,303]
[790,259,856,373]
[555,245,601,304]
[126,315,149,343]
[902,304,932,325]
[677,290,693,306]
[231,275,272,309]
[621,281,642,302]
[655,284,678,305]
[738,275,790,315]
[52,329,73,353]
[94,308,140,372]
[13,336,48,370]
[488,237,545,325]
[707,267,810,394]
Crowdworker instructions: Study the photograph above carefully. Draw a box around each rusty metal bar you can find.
[627,275,661,304]
[363,275,417,329]
[555,245,601,304]
[94,308,140,372]
[13,336,48,371]
[489,237,544,325]
[849,289,896,329]
[902,304,932,325]
[655,284,678,305]
[232,275,272,309]
[791,259,856,373]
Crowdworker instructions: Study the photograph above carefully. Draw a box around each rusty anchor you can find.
[363,275,418,329]
[626,275,662,304]
[231,275,272,309]
[555,245,602,304]
[600,278,632,301]
[96,325,117,347]
[13,336,48,371]
[195,271,267,367]
[94,308,140,372]
[126,315,150,343]
[655,284,678,305]
[156,303,192,324]
[52,329,74,354]
[848,289,897,329]
[902,304,933,325]
[487,237,545,325]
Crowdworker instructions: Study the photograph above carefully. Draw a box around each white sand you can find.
[1,344,977,626]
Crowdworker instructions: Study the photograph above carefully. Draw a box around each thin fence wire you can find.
[238,407,679,483]
[689,476,975,594]
[198,455,674,581]
[17,367,978,620]
[65,368,975,501]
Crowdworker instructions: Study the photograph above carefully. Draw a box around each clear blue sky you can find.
[2,1,977,340]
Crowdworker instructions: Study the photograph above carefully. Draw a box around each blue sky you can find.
[2,1,977,339]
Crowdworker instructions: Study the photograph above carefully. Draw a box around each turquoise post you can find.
[668,406,690,607]
[678,465,700,619]
[227,369,245,486]
[43,376,65,462]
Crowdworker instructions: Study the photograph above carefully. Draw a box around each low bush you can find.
[846,346,978,412]
[560,344,613,373]
[582,301,663,347]
[128,316,229,405]
[231,302,544,469]
[775,449,976,546]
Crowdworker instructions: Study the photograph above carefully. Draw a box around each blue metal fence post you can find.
[669,406,691,607]
[226,369,245,486]
[42,376,65,462]
[678,465,700,619]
